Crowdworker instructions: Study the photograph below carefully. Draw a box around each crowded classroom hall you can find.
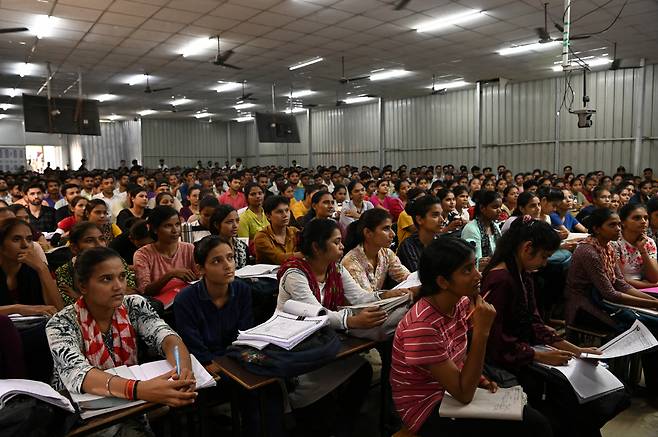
[1,0,658,436]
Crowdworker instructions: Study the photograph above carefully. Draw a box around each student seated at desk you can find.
[0,217,63,316]
[173,236,285,437]
[254,195,300,265]
[339,181,374,233]
[277,218,405,435]
[86,199,122,245]
[209,205,248,269]
[116,185,150,233]
[390,237,552,437]
[133,206,198,297]
[612,203,658,289]
[482,217,628,436]
[397,195,443,272]
[47,247,197,436]
[342,208,411,293]
[237,182,269,241]
[56,222,137,306]
[461,190,502,271]
[108,218,153,266]
[297,190,335,230]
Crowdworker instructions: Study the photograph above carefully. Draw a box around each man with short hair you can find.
[219,173,247,210]
[80,173,95,200]
[644,168,654,182]
[258,174,273,198]
[230,158,244,171]
[55,183,81,222]
[0,176,12,204]
[178,168,196,201]
[93,174,124,223]
[158,159,168,171]
[25,183,56,233]
[44,179,62,208]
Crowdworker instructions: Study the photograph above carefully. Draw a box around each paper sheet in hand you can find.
[564,233,589,242]
[235,264,279,278]
[439,386,526,421]
[533,346,624,403]
[393,271,420,290]
[581,320,658,359]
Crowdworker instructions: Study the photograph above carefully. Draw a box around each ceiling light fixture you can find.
[370,69,411,81]
[180,37,216,58]
[288,89,315,98]
[234,102,256,110]
[127,74,148,86]
[0,115,9,120]
[551,57,612,71]
[285,107,306,114]
[7,88,19,98]
[137,109,156,116]
[170,98,191,106]
[498,40,560,56]
[194,112,213,119]
[234,116,254,122]
[289,57,323,71]
[108,114,121,121]
[96,94,115,102]
[215,81,242,93]
[426,80,471,90]
[0,104,12,111]
[415,10,482,33]
[34,15,55,39]
[17,63,32,77]
[344,96,376,104]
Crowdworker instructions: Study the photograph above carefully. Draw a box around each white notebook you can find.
[439,386,526,421]
[581,320,658,360]
[0,379,75,413]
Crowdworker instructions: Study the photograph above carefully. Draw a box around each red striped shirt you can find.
[390,296,470,433]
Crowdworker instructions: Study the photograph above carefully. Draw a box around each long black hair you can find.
[417,238,474,297]
[75,247,123,286]
[512,191,538,216]
[473,190,501,218]
[209,205,237,235]
[343,208,392,253]
[302,190,332,222]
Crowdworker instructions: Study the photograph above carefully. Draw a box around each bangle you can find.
[106,374,118,397]
[124,379,136,400]
[132,380,139,400]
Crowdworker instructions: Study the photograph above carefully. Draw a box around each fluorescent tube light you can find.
[0,104,12,111]
[34,15,55,39]
[551,57,612,71]
[8,88,18,98]
[234,103,256,110]
[127,74,147,86]
[215,82,242,93]
[289,57,323,70]
[170,98,191,106]
[370,69,410,81]
[108,114,121,121]
[138,109,156,116]
[344,96,376,104]
[193,112,212,119]
[289,89,315,98]
[234,116,254,122]
[96,94,115,102]
[180,37,215,58]
[426,80,471,90]
[17,63,32,77]
[415,10,482,33]
[498,40,560,56]
[0,115,9,120]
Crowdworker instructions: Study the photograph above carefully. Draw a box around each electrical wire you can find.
[571,0,616,25]
[571,0,629,38]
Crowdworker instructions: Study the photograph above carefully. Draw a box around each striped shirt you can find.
[390,296,470,433]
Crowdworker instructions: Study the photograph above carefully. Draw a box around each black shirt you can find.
[55,206,72,223]
[0,264,45,306]
[109,233,138,265]
[27,206,56,233]
[116,208,151,233]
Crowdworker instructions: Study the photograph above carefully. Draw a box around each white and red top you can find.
[390,296,470,433]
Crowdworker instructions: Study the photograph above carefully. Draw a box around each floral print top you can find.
[611,237,657,280]
[341,244,411,292]
[46,295,178,393]
[55,259,137,306]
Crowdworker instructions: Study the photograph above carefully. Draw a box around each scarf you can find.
[74,297,137,370]
[476,217,501,258]
[580,236,616,283]
[278,257,346,310]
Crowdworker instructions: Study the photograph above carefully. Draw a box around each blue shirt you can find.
[550,212,580,231]
[174,279,254,365]
[293,186,305,202]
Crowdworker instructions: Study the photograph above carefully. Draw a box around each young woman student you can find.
[482,216,629,436]
[277,218,405,436]
[174,236,284,437]
[47,247,197,435]
[397,195,443,272]
[341,208,411,292]
[612,203,658,288]
[390,237,552,437]
[209,205,248,269]
[460,190,502,270]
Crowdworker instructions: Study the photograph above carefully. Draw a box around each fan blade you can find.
[151,87,173,92]
[347,75,370,82]
[222,63,242,70]
[242,92,253,100]
[0,27,29,34]
[219,49,235,63]
[536,26,551,42]
[393,0,411,10]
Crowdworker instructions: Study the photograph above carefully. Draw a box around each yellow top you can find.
[291,200,309,219]
[237,208,269,240]
[397,210,415,247]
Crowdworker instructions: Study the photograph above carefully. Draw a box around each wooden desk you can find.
[67,403,168,437]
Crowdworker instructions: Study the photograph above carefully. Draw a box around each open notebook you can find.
[234,300,328,350]
[533,346,624,403]
[71,354,215,419]
[0,379,75,413]
[439,386,526,421]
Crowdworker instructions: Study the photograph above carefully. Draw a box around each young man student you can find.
[55,183,81,221]
[25,183,57,233]
[254,195,300,264]
[92,173,125,223]
[219,173,247,210]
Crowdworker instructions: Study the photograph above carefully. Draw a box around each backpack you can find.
[0,395,78,437]
[225,326,341,378]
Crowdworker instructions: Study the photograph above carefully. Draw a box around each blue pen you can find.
[174,345,181,376]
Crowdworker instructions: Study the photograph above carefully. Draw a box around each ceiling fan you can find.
[429,74,447,95]
[211,36,241,70]
[143,73,172,94]
[338,56,370,84]
[393,0,411,10]
[609,42,639,70]
[236,81,257,102]
[0,27,29,34]
[536,2,589,43]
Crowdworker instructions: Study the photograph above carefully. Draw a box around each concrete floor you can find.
[602,396,658,437]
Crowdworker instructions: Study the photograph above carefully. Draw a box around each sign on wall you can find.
[0,146,27,172]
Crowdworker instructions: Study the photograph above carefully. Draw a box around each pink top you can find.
[219,191,247,210]
[370,195,404,222]
[133,242,197,293]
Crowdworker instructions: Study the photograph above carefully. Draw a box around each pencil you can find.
[465,290,491,321]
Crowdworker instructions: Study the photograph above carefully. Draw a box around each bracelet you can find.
[132,380,139,400]
[124,379,136,400]
[106,374,118,397]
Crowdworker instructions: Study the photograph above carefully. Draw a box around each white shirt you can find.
[93,192,126,224]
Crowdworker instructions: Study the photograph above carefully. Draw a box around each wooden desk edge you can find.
[67,403,167,437]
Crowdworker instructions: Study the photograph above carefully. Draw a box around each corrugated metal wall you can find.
[77,120,141,169]
[141,119,227,168]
